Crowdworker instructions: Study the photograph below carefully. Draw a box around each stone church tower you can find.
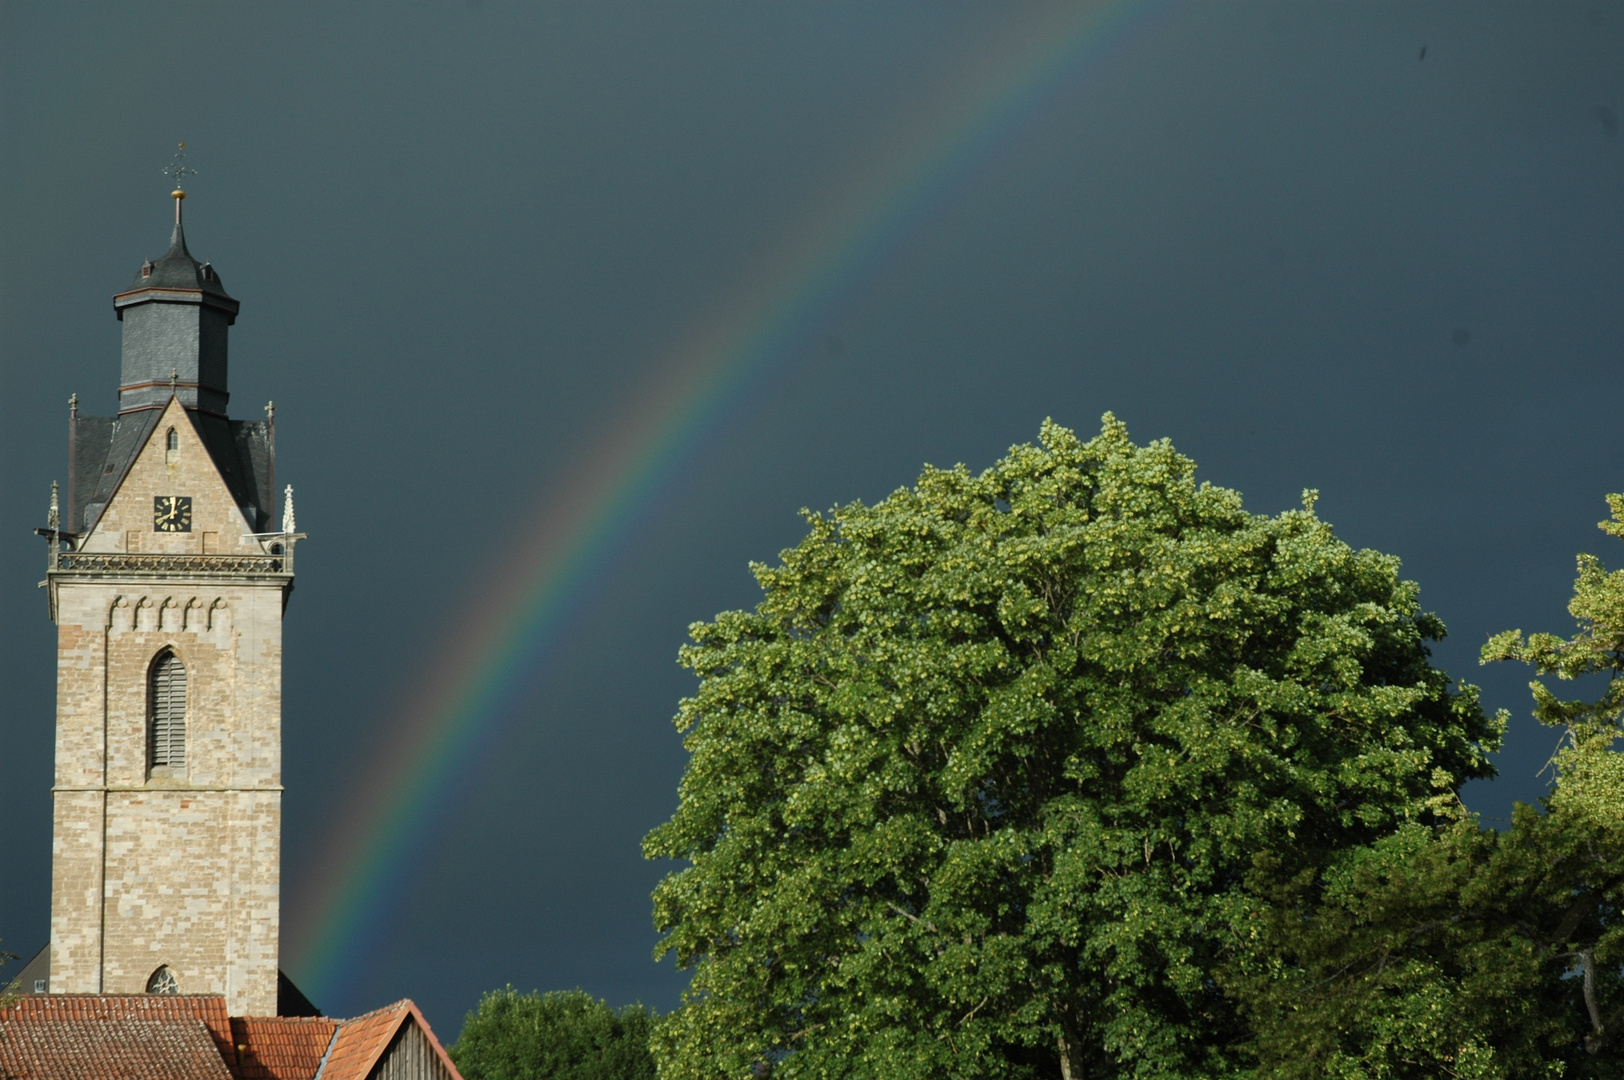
[42,182,302,1017]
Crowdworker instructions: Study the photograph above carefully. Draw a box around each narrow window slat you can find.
[149,651,186,769]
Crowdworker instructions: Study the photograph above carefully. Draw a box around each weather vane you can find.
[161,141,196,224]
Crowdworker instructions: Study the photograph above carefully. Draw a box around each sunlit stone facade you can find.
[45,214,298,1018]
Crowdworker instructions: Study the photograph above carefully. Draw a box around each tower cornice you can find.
[113,286,240,321]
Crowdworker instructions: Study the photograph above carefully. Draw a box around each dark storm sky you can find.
[2,0,1621,1036]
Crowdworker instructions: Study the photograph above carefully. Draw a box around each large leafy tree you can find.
[1230,802,1624,1078]
[450,988,656,1080]
[645,418,1496,1079]
[1230,494,1624,1078]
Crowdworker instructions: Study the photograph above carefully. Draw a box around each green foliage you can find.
[1230,493,1624,1076]
[1231,799,1624,1078]
[0,942,16,1012]
[644,417,1496,1079]
[1483,492,1624,752]
[450,988,656,1080]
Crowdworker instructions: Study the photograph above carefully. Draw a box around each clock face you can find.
[153,496,193,533]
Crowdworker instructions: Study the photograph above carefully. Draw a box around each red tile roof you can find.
[0,994,461,1080]
[228,1016,338,1079]
[317,1000,460,1080]
[314,1001,403,1080]
[0,995,235,1062]
[0,1017,234,1080]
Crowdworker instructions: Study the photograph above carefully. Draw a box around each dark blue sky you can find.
[1,0,1621,1036]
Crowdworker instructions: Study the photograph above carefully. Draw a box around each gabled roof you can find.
[229,1016,337,1080]
[0,996,236,1080]
[0,995,461,1080]
[69,402,275,536]
[314,1000,460,1080]
[0,994,235,1059]
[2,944,50,995]
[0,1018,235,1080]
[71,407,162,534]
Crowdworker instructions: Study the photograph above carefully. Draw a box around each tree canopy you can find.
[1229,494,1624,1077]
[450,988,656,1080]
[644,417,1497,1079]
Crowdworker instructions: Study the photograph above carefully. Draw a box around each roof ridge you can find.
[234,1014,335,1023]
[334,998,412,1025]
[10,993,227,998]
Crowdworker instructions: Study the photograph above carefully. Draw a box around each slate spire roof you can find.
[68,202,273,537]
[112,202,239,416]
[121,219,237,301]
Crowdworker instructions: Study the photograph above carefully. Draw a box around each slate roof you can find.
[119,222,237,304]
[277,971,323,1019]
[2,944,50,995]
[69,407,275,536]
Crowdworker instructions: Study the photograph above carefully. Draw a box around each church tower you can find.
[43,170,301,1017]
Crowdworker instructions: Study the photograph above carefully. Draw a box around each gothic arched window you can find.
[166,428,178,451]
[146,965,179,994]
[148,650,187,770]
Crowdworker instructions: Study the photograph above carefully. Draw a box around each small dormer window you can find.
[167,428,179,451]
[201,263,214,281]
[141,261,154,279]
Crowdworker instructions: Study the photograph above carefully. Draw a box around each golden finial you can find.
[162,142,196,223]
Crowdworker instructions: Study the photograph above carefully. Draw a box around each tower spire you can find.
[162,141,195,227]
[113,143,237,416]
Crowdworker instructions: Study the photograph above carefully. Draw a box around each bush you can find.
[450,988,655,1080]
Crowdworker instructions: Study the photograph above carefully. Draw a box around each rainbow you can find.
[285,0,1171,1007]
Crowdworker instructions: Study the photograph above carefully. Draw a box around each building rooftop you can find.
[117,221,237,306]
[0,995,461,1080]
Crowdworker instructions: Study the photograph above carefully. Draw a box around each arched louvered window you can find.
[148,650,187,769]
[146,965,179,994]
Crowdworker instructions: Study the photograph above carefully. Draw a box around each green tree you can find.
[644,418,1497,1079]
[450,988,656,1080]
[0,942,15,1012]
[1478,493,1624,1067]
[1229,494,1624,1077]
[1229,801,1624,1078]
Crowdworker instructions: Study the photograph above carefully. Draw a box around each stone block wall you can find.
[50,399,286,1018]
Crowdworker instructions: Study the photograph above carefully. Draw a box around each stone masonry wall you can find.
[51,398,285,1017]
